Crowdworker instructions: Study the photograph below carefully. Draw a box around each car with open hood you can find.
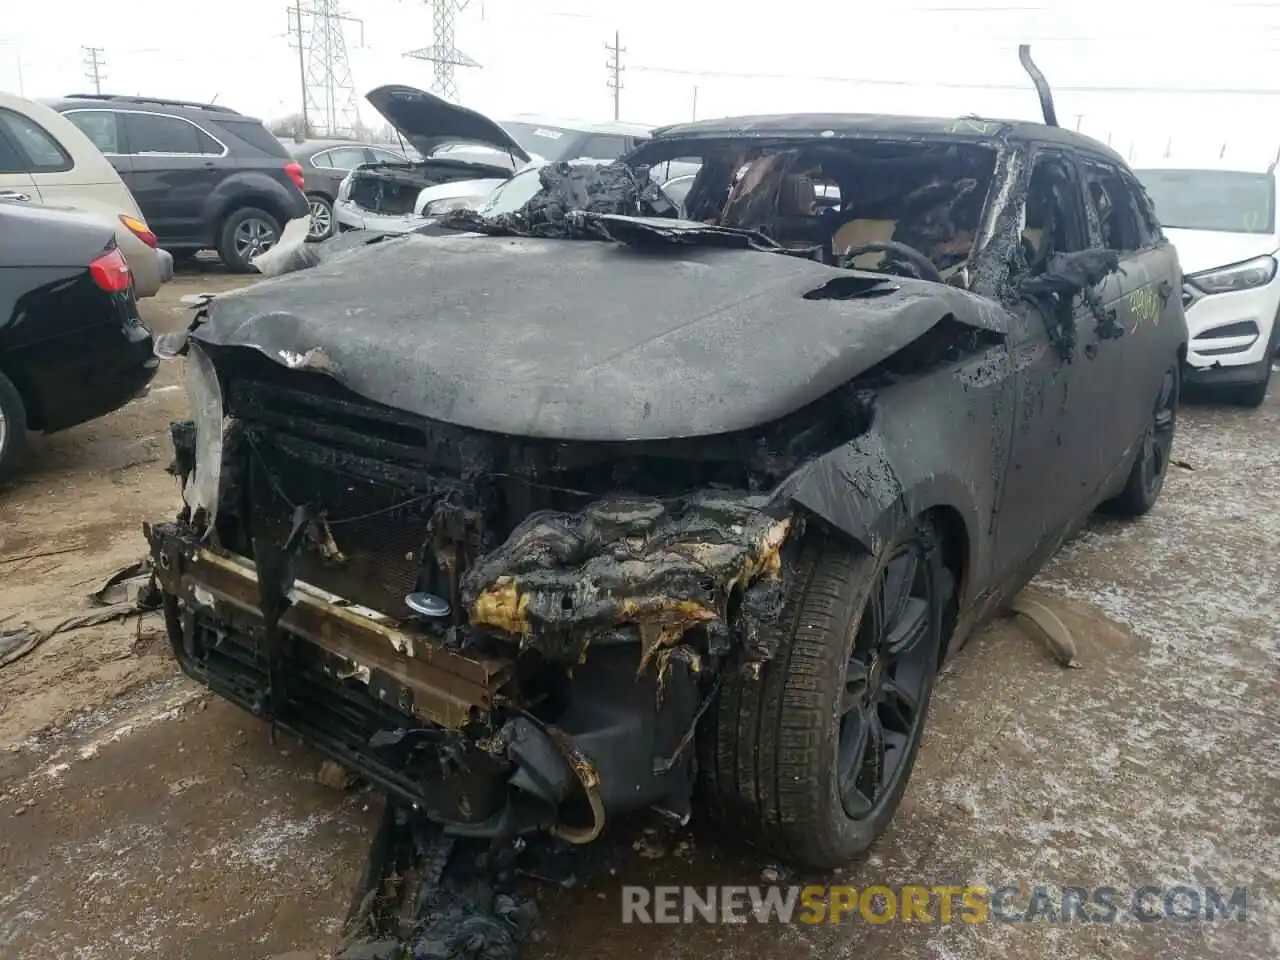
[1134,159,1280,406]
[144,50,1188,872]
[333,84,650,234]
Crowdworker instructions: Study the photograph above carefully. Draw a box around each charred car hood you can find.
[193,232,1006,441]
[365,85,531,164]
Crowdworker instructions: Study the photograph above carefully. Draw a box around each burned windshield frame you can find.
[627,135,1003,281]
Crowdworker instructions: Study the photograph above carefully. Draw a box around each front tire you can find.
[217,207,281,272]
[1108,362,1179,517]
[700,519,944,869]
[1233,362,1271,408]
[0,370,29,482]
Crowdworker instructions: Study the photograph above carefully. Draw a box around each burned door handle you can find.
[1157,280,1173,302]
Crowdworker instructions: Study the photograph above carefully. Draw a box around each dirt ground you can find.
[1,270,1276,959]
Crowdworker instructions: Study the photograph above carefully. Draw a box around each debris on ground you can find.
[632,828,667,860]
[316,760,359,792]
[1008,594,1081,668]
[89,557,160,608]
[1,558,163,670]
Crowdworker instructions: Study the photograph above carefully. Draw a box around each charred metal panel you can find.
[785,335,1014,611]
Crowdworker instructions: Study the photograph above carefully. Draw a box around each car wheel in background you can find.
[0,370,29,482]
[1108,362,1179,517]
[1234,364,1271,408]
[699,518,945,869]
[218,207,282,273]
[306,194,335,242]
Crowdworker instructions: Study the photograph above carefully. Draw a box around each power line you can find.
[627,63,1280,97]
[606,29,624,120]
[82,46,106,95]
[403,0,480,103]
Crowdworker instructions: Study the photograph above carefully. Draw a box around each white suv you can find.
[0,92,171,297]
[1135,161,1280,406]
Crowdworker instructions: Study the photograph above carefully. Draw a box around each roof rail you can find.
[62,93,241,115]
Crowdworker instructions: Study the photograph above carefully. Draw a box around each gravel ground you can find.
[0,270,1275,959]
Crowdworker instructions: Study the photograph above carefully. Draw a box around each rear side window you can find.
[0,128,25,174]
[315,146,369,170]
[1081,161,1147,252]
[0,109,73,172]
[65,110,124,154]
[219,119,291,158]
[124,113,221,155]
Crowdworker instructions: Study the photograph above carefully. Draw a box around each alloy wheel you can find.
[233,217,279,261]
[1141,367,1178,499]
[837,540,936,820]
[307,199,332,240]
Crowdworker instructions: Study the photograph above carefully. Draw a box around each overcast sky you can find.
[5,0,1280,165]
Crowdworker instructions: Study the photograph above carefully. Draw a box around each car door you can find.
[991,147,1115,578]
[312,145,372,195]
[1079,157,1180,466]
[117,110,223,243]
[0,111,40,204]
[0,106,82,206]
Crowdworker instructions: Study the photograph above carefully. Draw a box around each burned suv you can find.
[146,54,1187,869]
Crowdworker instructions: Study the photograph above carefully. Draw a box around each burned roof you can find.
[646,113,1127,165]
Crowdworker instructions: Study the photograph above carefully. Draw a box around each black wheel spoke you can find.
[886,597,929,655]
[840,709,885,818]
[838,536,937,821]
[879,676,918,734]
[842,659,870,715]
[881,550,918,639]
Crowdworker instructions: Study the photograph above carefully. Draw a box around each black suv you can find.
[48,94,310,272]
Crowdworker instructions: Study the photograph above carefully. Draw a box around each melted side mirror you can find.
[1019,248,1122,297]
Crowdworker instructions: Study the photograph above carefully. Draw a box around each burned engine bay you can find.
[147,120,1128,868]
[346,155,516,216]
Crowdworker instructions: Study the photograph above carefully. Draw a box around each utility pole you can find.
[1163,134,1172,158]
[82,46,106,95]
[1072,113,1084,132]
[288,1,309,135]
[691,85,698,121]
[605,30,624,120]
[403,0,479,104]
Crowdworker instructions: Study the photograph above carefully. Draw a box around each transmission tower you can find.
[403,1,479,103]
[82,46,106,95]
[287,1,363,137]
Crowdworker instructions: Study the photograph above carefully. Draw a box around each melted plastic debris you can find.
[442,161,678,239]
[461,492,792,658]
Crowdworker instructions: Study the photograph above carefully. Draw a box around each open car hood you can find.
[365,85,531,163]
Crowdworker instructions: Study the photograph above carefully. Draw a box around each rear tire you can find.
[306,194,335,242]
[699,518,944,869]
[1109,362,1179,517]
[0,370,29,482]
[217,207,281,273]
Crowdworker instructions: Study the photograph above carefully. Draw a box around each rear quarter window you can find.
[0,108,73,173]
[65,110,124,155]
[220,119,291,158]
